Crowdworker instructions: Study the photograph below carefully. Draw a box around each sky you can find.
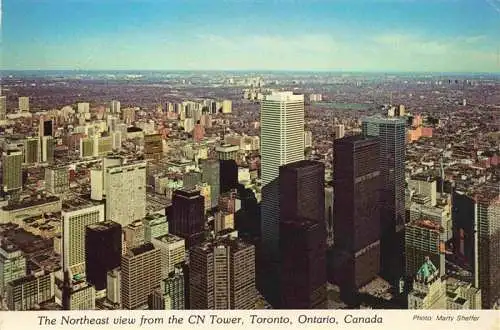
[2,0,500,72]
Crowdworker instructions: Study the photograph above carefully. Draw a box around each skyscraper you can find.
[200,159,220,208]
[189,238,257,309]
[1,150,23,194]
[476,186,500,308]
[143,134,163,160]
[85,221,122,291]
[362,116,406,284]
[110,100,121,114]
[170,188,205,248]
[260,92,304,305]
[62,199,105,276]
[45,166,69,195]
[23,137,39,164]
[18,96,29,113]
[121,243,162,310]
[219,160,239,194]
[333,136,381,302]
[105,161,147,227]
[0,95,6,120]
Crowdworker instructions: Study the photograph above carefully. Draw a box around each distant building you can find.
[200,159,220,208]
[45,166,69,195]
[121,243,162,310]
[23,137,40,164]
[106,268,121,305]
[304,131,313,148]
[2,150,23,194]
[216,144,239,161]
[221,100,232,114]
[0,95,6,120]
[110,100,120,114]
[18,96,29,113]
[220,160,238,194]
[144,134,163,160]
[189,238,257,309]
[334,124,345,140]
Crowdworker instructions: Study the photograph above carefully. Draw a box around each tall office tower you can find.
[40,136,55,163]
[151,234,185,279]
[362,116,406,284]
[18,96,29,112]
[405,220,445,280]
[334,124,345,139]
[220,160,238,194]
[280,220,326,308]
[183,171,202,190]
[189,238,257,309]
[45,166,69,195]
[0,95,6,120]
[476,186,500,308]
[144,134,163,160]
[0,243,26,295]
[216,144,239,161]
[170,189,205,248]
[80,137,95,158]
[67,283,96,310]
[452,191,479,280]
[121,243,162,310]
[325,186,334,247]
[200,159,220,208]
[148,288,171,310]
[106,268,121,305]
[279,160,324,224]
[105,162,147,227]
[2,150,23,194]
[85,221,122,291]
[77,102,90,114]
[122,107,136,124]
[408,258,446,309]
[333,136,381,302]
[161,266,185,309]
[6,272,55,311]
[62,200,105,276]
[197,182,212,212]
[222,100,232,114]
[143,214,169,242]
[123,220,145,250]
[278,160,326,308]
[260,92,304,306]
[23,137,39,164]
[110,100,121,114]
[40,119,53,137]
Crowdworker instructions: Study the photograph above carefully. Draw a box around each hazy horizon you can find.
[3,0,500,72]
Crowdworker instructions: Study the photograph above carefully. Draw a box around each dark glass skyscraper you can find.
[279,160,326,309]
[85,221,122,290]
[333,136,381,302]
[362,116,406,284]
[219,160,238,194]
[170,188,205,248]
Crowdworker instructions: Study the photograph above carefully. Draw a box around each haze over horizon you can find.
[3,0,500,73]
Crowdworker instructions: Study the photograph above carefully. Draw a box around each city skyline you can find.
[3,0,500,72]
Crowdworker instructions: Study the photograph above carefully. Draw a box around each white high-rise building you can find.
[18,96,29,113]
[62,200,105,276]
[260,91,304,266]
[334,124,345,139]
[77,102,90,114]
[105,162,147,227]
[0,96,6,120]
[0,244,26,295]
[110,100,121,114]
